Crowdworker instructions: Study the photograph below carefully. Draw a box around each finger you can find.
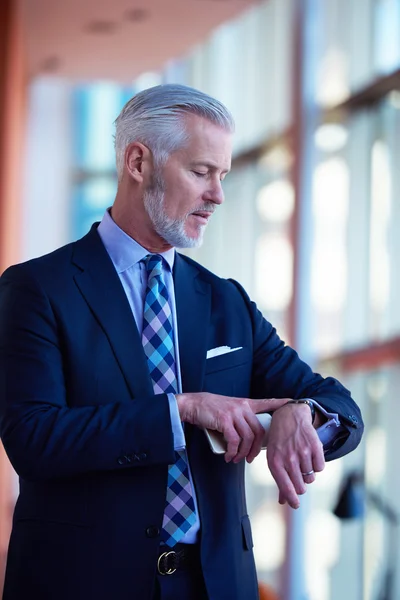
[301,470,316,484]
[312,439,325,473]
[268,456,301,509]
[299,447,316,484]
[250,397,289,414]
[223,425,242,463]
[285,456,307,497]
[276,468,301,509]
[232,418,255,463]
[243,412,265,463]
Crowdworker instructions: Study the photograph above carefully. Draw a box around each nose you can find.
[204,179,225,206]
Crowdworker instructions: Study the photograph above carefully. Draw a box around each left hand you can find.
[266,401,325,509]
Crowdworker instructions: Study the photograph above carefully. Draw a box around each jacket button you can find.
[117,457,126,465]
[139,453,147,461]
[146,526,160,538]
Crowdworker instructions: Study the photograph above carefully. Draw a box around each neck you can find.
[110,194,173,253]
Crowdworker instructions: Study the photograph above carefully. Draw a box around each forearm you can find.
[229,278,363,439]
[0,268,175,480]
[1,396,175,481]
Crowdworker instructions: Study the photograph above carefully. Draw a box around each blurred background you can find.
[1,0,400,598]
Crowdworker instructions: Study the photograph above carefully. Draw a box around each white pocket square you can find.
[206,346,243,359]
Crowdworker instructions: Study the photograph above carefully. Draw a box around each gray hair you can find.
[114,84,235,181]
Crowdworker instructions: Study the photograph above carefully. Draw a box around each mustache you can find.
[189,203,216,215]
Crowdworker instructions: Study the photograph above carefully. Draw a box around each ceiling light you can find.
[125,8,149,22]
[40,56,62,73]
[86,20,118,34]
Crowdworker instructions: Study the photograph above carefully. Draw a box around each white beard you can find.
[143,172,207,249]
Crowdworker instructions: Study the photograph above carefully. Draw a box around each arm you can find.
[176,391,289,463]
[229,279,363,460]
[229,279,364,508]
[0,265,176,481]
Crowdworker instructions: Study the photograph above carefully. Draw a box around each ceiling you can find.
[20,0,257,82]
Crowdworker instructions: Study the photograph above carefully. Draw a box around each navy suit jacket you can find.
[0,225,363,600]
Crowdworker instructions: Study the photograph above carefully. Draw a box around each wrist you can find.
[176,393,193,423]
[275,399,316,424]
[175,394,186,420]
[289,399,315,424]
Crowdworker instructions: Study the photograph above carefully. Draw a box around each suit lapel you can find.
[174,254,211,393]
[72,225,153,398]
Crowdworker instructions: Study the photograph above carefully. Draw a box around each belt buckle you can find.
[157,550,177,576]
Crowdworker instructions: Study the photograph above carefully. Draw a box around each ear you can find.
[124,142,152,183]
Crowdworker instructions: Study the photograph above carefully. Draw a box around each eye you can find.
[193,171,207,178]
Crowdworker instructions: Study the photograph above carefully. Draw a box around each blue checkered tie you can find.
[142,254,196,547]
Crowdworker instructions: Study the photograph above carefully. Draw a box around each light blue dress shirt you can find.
[98,209,343,542]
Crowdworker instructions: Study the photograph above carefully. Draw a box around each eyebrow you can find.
[191,162,231,174]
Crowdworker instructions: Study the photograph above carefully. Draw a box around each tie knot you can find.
[144,254,163,277]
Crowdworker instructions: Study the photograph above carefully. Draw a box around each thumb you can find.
[250,397,289,414]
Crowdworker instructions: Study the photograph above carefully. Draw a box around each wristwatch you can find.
[286,399,316,424]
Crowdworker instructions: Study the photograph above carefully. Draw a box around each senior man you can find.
[0,84,363,600]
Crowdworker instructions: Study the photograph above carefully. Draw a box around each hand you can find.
[176,392,288,464]
[266,403,325,509]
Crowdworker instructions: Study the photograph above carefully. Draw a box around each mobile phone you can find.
[204,413,272,455]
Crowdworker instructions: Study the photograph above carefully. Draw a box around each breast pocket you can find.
[205,348,250,374]
[204,349,252,396]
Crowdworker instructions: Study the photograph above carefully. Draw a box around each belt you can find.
[157,543,200,576]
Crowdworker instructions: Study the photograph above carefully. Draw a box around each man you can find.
[0,84,363,600]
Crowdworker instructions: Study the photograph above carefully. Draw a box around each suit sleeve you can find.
[229,279,364,462]
[0,265,175,481]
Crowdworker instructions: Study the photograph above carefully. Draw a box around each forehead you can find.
[179,114,232,168]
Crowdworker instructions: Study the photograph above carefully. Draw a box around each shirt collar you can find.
[97,209,176,274]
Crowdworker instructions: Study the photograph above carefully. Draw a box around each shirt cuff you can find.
[167,394,186,450]
[305,398,346,448]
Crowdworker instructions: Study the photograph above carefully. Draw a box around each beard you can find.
[143,169,210,249]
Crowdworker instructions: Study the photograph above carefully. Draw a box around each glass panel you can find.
[253,150,294,342]
[316,0,383,104]
[71,84,132,240]
[314,370,366,600]
[255,232,293,312]
[363,366,400,600]
[74,83,122,172]
[315,363,400,600]
[310,156,350,355]
[369,140,391,339]
[309,95,400,354]
[367,96,400,341]
[72,177,117,240]
[316,0,400,103]
[183,0,293,154]
[373,0,400,74]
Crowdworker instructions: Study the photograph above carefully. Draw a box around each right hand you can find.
[176,392,288,464]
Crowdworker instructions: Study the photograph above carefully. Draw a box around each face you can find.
[144,115,232,249]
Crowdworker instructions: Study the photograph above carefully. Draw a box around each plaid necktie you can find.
[142,254,196,547]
